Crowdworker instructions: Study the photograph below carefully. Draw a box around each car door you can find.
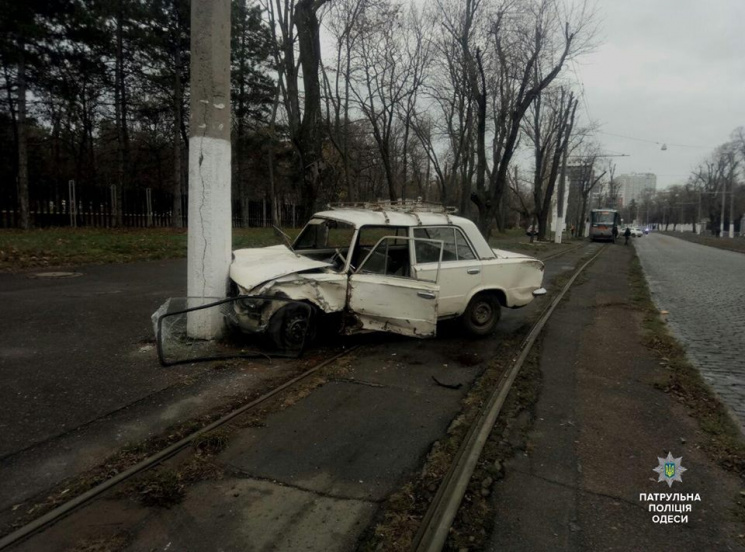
[346,236,442,338]
[411,227,483,317]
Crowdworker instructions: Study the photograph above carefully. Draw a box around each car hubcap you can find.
[473,302,492,326]
[285,315,308,346]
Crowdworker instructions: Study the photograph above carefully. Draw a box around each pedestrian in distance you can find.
[624,226,631,245]
[612,225,618,243]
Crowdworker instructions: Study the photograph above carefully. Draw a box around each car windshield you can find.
[293,218,355,250]
[592,211,616,224]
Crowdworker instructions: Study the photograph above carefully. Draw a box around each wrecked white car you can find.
[227,204,546,349]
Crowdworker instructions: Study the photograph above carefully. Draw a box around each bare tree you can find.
[348,0,427,201]
[294,0,330,216]
[569,145,606,237]
[321,0,366,201]
[467,0,595,237]
[417,0,481,212]
[523,85,577,239]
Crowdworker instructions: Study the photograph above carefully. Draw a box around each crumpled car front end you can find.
[227,245,345,335]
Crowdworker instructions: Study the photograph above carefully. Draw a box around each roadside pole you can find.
[187,0,232,339]
[729,173,735,239]
[554,146,570,244]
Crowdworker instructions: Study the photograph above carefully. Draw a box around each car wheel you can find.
[461,293,501,337]
[268,303,316,350]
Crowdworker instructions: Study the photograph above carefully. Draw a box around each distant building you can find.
[616,173,657,206]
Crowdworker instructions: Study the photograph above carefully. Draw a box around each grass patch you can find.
[628,254,745,475]
[192,429,231,456]
[129,468,185,508]
[128,468,185,508]
[0,224,577,271]
[0,227,295,271]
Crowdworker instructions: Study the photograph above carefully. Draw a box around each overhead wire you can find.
[567,60,712,152]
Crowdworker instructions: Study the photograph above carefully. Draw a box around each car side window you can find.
[414,227,456,263]
[454,229,476,260]
[414,227,475,263]
[352,225,407,269]
[357,236,411,278]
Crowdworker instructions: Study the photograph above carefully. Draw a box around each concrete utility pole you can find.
[554,146,570,244]
[729,156,735,238]
[187,0,232,339]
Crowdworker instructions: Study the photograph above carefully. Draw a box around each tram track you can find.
[0,240,591,551]
[412,243,607,552]
[0,346,359,551]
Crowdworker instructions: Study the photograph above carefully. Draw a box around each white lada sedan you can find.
[228,204,546,348]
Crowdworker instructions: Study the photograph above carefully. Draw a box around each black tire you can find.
[461,293,501,337]
[267,303,316,350]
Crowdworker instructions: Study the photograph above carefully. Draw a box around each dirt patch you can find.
[68,533,130,552]
[449,351,484,367]
[127,468,185,508]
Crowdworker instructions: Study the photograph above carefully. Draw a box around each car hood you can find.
[492,248,532,260]
[230,245,332,291]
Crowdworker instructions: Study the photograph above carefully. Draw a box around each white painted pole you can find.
[187,0,232,339]
[729,180,735,238]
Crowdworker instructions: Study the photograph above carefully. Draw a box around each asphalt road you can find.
[635,233,745,426]
[11,245,601,552]
[0,260,186,458]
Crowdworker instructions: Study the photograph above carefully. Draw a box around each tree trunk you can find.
[344,40,353,201]
[172,43,184,227]
[294,0,326,220]
[114,0,127,227]
[578,194,588,238]
[17,42,30,230]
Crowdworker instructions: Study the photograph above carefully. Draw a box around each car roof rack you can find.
[326,198,459,215]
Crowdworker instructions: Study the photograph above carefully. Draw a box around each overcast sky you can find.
[574,0,745,188]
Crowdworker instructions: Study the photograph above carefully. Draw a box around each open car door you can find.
[346,236,443,338]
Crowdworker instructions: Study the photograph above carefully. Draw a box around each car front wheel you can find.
[461,293,501,337]
[267,303,316,350]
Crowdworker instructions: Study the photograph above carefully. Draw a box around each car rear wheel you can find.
[461,293,501,337]
[267,303,316,350]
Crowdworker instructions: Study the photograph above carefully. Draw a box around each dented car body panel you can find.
[347,273,439,337]
[228,205,545,341]
[230,246,333,291]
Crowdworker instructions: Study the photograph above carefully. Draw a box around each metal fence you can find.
[0,181,300,229]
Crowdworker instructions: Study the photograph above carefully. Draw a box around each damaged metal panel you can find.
[347,273,439,338]
[230,245,332,291]
[256,273,348,314]
[479,259,544,307]
[229,273,348,335]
